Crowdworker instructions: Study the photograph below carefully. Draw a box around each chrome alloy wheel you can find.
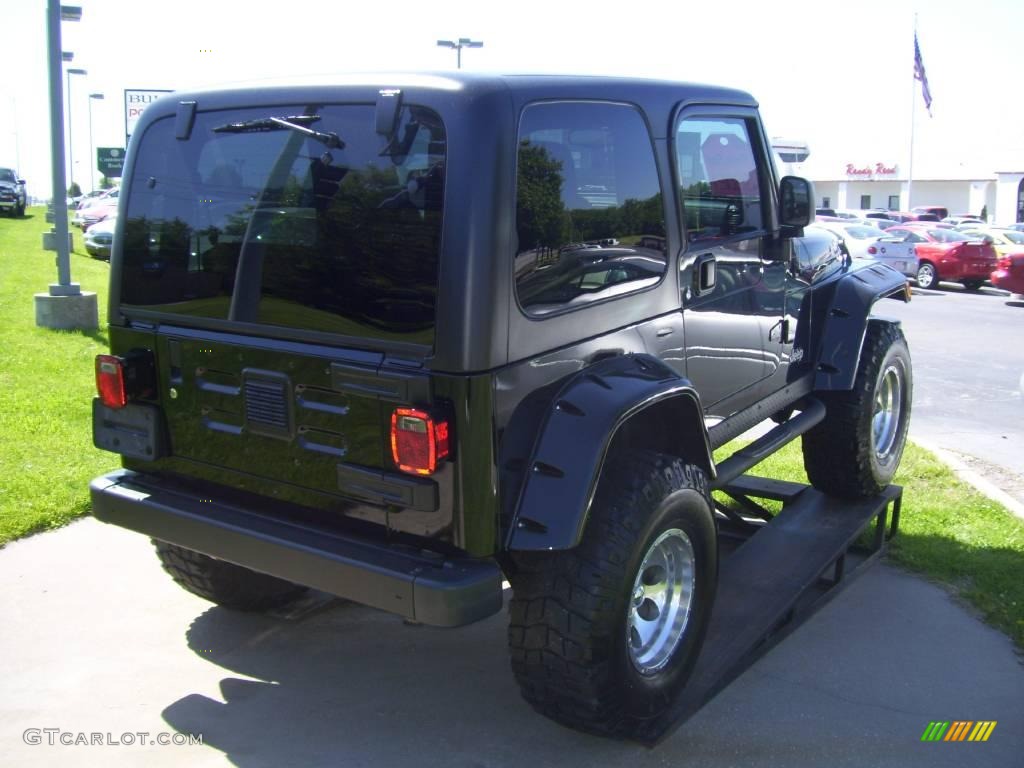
[873,364,904,460]
[627,528,696,676]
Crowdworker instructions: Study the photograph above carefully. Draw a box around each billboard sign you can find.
[124,89,173,146]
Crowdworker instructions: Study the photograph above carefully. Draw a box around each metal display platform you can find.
[636,476,903,746]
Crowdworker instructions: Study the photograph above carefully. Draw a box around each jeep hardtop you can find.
[90,73,912,736]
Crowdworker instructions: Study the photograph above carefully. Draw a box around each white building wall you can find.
[843,181,903,211]
[995,173,1024,225]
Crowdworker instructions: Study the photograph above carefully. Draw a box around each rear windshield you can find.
[842,225,881,239]
[926,228,971,243]
[119,104,445,345]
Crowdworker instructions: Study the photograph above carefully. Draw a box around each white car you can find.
[816,221,894,261]
[84,215,117,260]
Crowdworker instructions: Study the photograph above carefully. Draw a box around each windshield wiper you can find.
[213,115,345,149]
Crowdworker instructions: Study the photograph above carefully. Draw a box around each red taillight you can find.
[95,354,127,409]
[390,408,450,476]
[867,245,878,255]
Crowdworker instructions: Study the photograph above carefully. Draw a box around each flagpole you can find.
[907,13,917,210]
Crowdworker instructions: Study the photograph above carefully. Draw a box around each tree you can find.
[516,143,566,253]
[67,181,82,198]
[100,176,115,190]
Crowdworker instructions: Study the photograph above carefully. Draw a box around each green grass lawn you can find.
[0,207,120,542]
[1,206,1022,647]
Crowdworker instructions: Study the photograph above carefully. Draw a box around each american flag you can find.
[914,33,933,116]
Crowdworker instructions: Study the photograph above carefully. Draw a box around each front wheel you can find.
[915,261,937,289]
[508,452,717,737]
[803,322,912,498]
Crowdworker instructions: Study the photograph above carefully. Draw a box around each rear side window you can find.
[120,104,445,345]
[514,102,667,317]
[675,116,765,242]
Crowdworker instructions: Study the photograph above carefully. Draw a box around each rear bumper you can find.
[90,470,503,627]
[937,260,995,281]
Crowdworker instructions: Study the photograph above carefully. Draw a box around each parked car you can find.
[858,217,901,230]
[0,167,27,217]
[881,225,998,289]
[77,187,119,211]
[87,72,912,739]
[73,189,108,209]
[73,199,118,229]
[960,228,1024,258]
[990,253,1024,296]
[912,205,949,220]
[815,221,885,259]
[942,216,985,228]
[84,215,117,259]
[887,211,940,223]
[1005,223,1024,232]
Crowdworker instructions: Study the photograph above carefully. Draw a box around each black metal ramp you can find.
[635,479,902,746]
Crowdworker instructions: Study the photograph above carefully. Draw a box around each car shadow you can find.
[160,592,649,766]
[1005,300,1024,309]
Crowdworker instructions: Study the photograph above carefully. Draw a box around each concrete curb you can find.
[912,437,1024,521]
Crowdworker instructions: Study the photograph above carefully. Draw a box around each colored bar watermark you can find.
[921,721,996,742]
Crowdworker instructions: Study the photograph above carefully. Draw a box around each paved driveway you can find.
[1,518,1021,767]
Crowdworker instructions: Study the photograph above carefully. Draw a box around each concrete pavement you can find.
[1,517,1021,767]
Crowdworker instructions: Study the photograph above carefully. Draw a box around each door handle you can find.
[693,253,716,295]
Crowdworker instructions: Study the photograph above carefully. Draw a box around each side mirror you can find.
[779,176,814,230]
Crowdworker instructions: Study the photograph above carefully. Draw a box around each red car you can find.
[881,225,998,290]
[991,253,1024,296]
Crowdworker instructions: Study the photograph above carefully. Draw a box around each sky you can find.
[2,0,1023,199]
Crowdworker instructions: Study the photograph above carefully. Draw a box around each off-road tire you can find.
[803,321,912,498]
[508,451,717,737]
[153,540,308,611]
[915,261,937,289]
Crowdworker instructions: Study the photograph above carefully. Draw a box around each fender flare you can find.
[813,263,910,391]
[505,354,713,552]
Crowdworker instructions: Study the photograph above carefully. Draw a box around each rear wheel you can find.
[915,261,937,289]
[508,451,717,737]
[803,322,912,498]
[153,540,308,611]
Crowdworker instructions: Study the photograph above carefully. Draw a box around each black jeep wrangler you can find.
[90,74,911,737]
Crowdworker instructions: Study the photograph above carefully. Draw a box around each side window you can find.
[675,116,764,243]
[514,102,667,317]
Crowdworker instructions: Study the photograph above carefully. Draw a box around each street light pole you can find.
[66,67,86,192]
[436,38,483,69]
[35,2,97,332]
[88,93,104,193]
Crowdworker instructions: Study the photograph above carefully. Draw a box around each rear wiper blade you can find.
[213,115,345,149]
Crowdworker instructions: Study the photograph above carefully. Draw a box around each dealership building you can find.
[772,139,1024,224]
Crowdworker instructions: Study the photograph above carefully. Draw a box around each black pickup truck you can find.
[90,73,911,737]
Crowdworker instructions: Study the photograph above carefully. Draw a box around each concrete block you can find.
[34,291,99,331]
[42,230,74,251]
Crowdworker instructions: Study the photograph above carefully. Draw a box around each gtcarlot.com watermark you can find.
[24,729,202,747]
